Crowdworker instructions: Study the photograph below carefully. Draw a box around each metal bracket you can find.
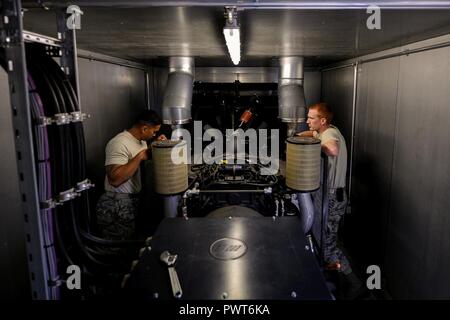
[37,112,89,126]
[40,199,61,210]
[264,187,273,194]
[48,278,64,288]
[70,111,89,123]
[75,179,95,192]
[44,45,62,57]
[1,11,21,46]
[56,188,80,203]
[37,116,53,127]
[23,30,61,47]
[40,179,94,209]
[57,8,81,110]
[54,113,71,125]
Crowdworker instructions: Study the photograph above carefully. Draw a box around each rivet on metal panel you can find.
[4,16,9,24]
[222,292,228,299]
[305,245,310,251]
[8,60,13,72]
[291,291,297,298]
[153,292,159,299]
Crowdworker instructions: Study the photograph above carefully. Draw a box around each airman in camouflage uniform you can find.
[96,110,166,241]
[298,103,352,275]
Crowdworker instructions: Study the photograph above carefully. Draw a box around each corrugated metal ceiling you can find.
[22,4,450,66]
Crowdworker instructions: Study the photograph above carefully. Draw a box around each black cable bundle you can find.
[24,44,145,298]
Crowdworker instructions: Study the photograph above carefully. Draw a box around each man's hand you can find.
[156,134,167,141]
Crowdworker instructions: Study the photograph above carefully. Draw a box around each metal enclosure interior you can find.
[1,1,450,300]
[78,56,148,195]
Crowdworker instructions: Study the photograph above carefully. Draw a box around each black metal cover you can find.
[124,216,332,300]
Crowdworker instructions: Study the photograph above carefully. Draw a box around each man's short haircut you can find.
[309,102,333,124]
[135,110,162,127]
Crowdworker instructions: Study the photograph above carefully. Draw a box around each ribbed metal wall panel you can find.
[350,57,400,274]
[386,46,450,299]
[322,42,450,299]
[321,67,354,151]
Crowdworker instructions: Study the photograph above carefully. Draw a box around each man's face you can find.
[141,124,161,141]
[306,109,324,131]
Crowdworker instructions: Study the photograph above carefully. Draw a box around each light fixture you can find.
[223,7,240,65]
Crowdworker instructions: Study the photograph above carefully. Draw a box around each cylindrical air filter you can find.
[152,140,188,195]
[286,136,321,192]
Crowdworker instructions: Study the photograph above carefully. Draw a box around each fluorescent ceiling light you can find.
[223,7,240,65]
[223,27,240,65]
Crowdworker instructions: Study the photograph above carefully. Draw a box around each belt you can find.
[105,191,139,200]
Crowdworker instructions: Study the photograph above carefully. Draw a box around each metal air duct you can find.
[278,56,306,123]
[162,57,195,125]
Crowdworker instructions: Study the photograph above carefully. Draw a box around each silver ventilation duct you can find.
[278,56,306,123]
[162,57,195,125]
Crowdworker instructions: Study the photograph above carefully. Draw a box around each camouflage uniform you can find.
[325,189,352,275]
[96,192,140,240]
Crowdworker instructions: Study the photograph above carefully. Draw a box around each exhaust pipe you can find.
[162,57,195,125]
[278,56,306,124]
